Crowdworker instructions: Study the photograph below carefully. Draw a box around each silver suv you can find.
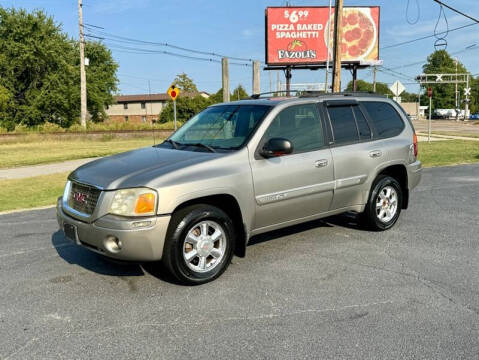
[57,93,422,284]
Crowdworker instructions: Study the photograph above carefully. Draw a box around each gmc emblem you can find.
[73,191,87,204]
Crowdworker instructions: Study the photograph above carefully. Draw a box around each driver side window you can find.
[264,104,324,153]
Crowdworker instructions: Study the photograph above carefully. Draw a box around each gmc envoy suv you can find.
[57,93,422,284]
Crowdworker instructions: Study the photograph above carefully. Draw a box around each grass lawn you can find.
[0,136,163,168]
[0,140,477,212]
[418,140,479,167]
[0,172,69,212]
[428,131,479,139]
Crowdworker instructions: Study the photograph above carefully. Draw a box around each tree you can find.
[158,95,211,124]
[422,50,467,110]
[0,7,118,129]
[173,73,198,92]
[345,80,417,102]
[231,84,249,100]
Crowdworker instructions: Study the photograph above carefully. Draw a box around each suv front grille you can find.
[67,181,101,215]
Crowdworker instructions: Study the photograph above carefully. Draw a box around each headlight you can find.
[109,188,157,217]
[63,180,72,202]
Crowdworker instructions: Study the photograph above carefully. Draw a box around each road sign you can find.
[389,80,405,97]
[167,84,180,131]
[427,87,432,98]
[464,87,471,96]
[167,84,180,101]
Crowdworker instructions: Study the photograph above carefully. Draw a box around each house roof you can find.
[114,92,200,103]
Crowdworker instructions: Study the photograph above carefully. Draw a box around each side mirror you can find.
[261,138,293,158]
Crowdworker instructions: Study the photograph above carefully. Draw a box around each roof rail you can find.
[250,90,387,99]
[250,90,307,99]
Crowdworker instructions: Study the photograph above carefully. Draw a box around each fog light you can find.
[104,236,122,253]
[132,220,152,228]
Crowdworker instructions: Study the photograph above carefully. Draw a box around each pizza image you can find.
[325,8,377,61]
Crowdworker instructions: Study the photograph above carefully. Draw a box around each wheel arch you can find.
[376,164,409,209]
[171,194,248,258]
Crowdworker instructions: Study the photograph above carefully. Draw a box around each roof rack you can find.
[250,90,303,99]
[250,91,387,100]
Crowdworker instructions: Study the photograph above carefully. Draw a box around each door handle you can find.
[315,159,328,168]
[369,150,382,158]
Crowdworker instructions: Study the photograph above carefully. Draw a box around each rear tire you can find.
[162,204,235,285]
[361,175,403,231]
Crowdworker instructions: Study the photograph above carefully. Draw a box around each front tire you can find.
[162,204,235,285]
[362,175,403,231]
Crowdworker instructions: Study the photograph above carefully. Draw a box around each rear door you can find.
[323,100,383,210]
[249,103,334,231]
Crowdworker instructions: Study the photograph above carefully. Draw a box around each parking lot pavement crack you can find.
[3,337,39,360]
[65,300,394,338]
[383,246,479,317]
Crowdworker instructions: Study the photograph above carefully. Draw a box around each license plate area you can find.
[63,223,78,243]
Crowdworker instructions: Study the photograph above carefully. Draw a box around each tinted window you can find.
[353,106,371,140]
[264,104,324,153]
[169,105,271,149]
[327,106,359,145]
[362,101,405,138]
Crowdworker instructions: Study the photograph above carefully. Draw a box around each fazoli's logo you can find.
[278,40,317,60]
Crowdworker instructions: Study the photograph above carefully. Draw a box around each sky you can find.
[1,0,478,96]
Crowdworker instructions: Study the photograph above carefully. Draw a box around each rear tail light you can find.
[413,133,418,157]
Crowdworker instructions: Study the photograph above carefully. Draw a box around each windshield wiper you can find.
[163,139,181,149]
[187,143,216,153]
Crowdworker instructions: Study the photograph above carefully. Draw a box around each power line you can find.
[85,36,253,67]
[380,22,478,50]
[432,0,479,24]
[84,25,258,63]
[389,43,479,71]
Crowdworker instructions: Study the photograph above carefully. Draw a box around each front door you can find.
[249,103,334,231]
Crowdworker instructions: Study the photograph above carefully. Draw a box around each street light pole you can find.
[78,0,87,128]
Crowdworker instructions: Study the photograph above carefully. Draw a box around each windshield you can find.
[168,104,271,150]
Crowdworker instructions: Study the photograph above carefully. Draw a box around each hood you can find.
[69,146,221,189]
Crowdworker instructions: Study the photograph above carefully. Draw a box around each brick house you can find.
[106,92,210,123]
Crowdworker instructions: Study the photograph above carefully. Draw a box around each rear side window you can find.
[327,106,359,145]
[362,101,405,138]
[353,106,371,140]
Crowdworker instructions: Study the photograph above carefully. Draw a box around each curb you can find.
[0,204,56,216]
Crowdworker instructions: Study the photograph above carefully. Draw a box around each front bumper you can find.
[56,198,171,261]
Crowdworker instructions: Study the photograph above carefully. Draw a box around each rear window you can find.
[361,101,405,138]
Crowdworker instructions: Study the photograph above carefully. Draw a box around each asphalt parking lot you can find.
[1,164,478,359]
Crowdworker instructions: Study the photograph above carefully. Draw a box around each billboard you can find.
[265,6,380,66]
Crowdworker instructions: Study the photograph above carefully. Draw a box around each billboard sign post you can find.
[265,6,380,66]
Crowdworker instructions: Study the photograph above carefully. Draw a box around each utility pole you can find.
[465,74,470,120]
[324,0,333,93]
[78,0,87,128]
[276,71,280,93]
[331,0,344,93]
[454,58,459,121]
[269,70,272,93]
[222,58,230,102]
[373,66,377,93]
[252,61,260,96]
[285,67,292,97]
